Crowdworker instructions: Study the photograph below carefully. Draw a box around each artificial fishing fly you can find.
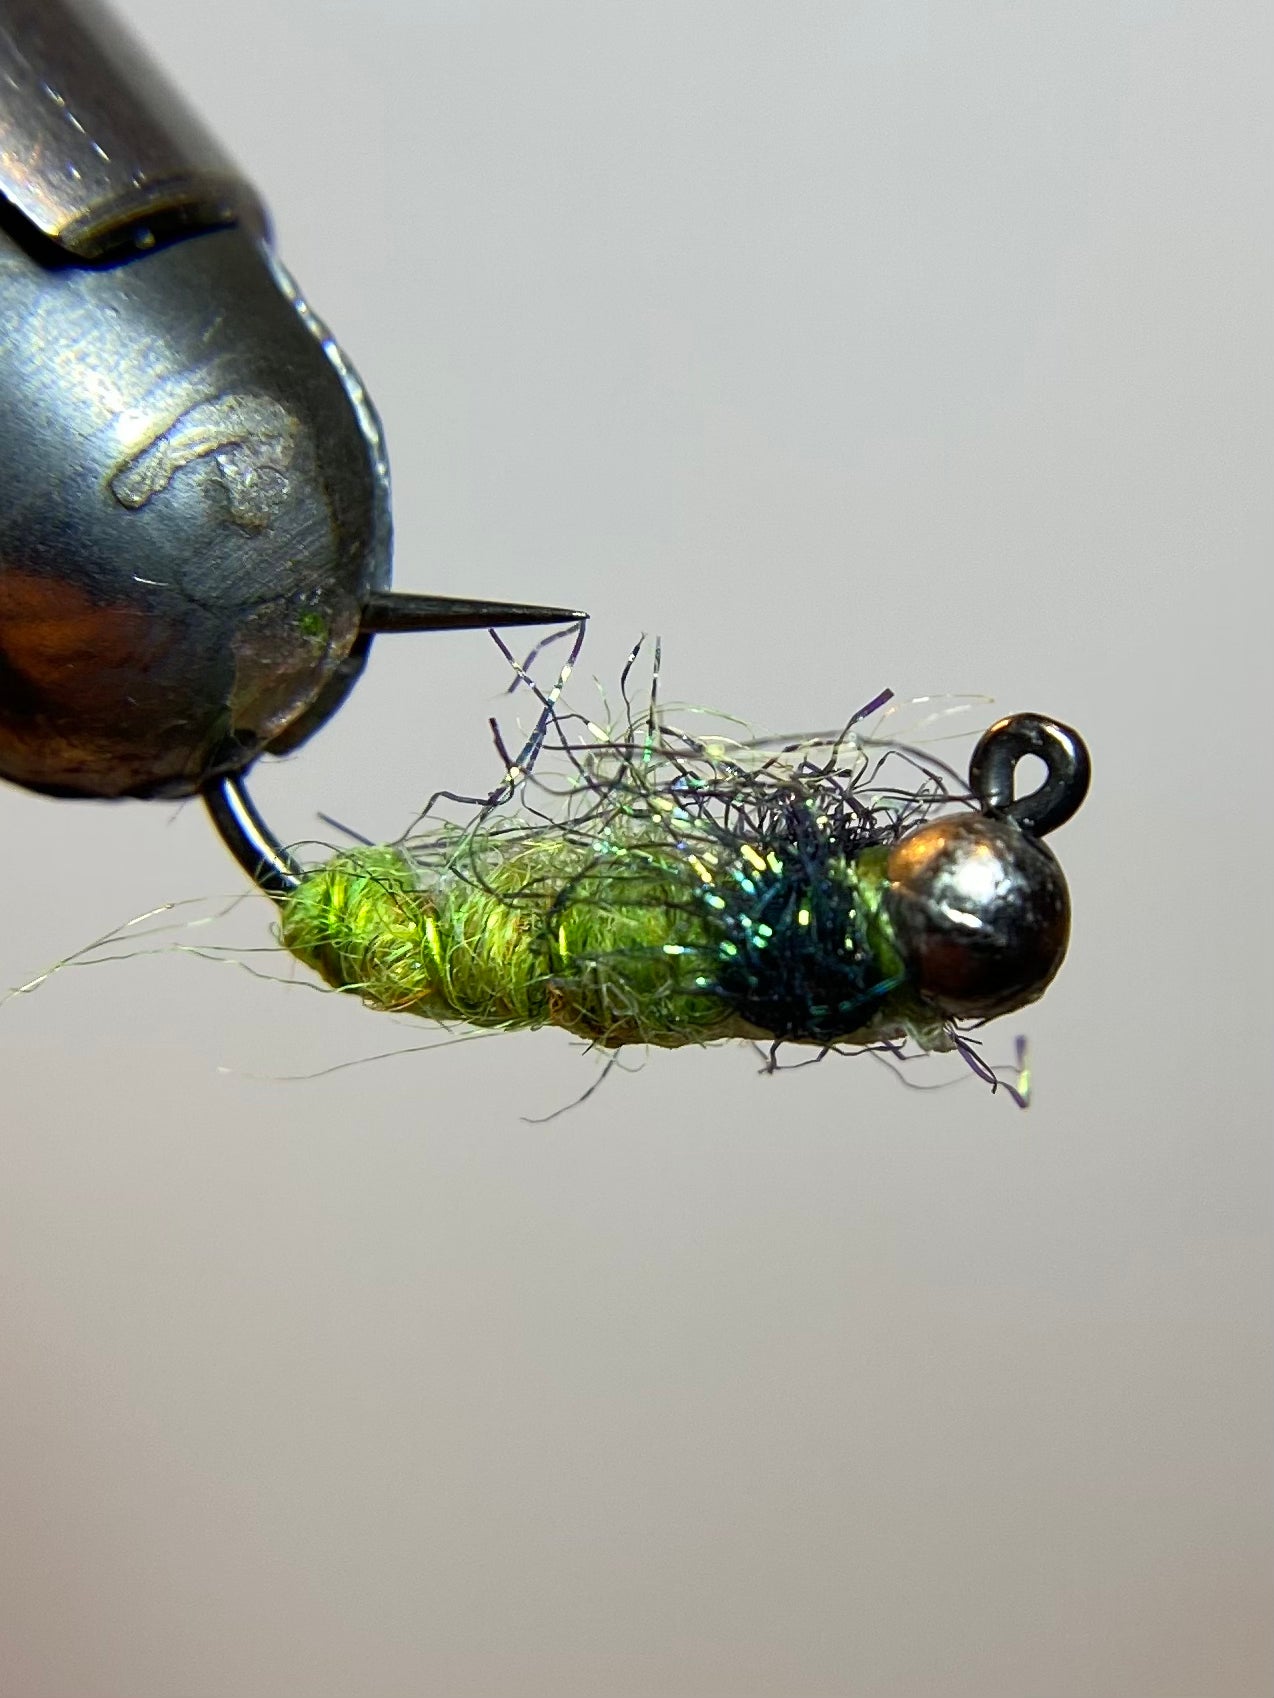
[202,630,1091,1089]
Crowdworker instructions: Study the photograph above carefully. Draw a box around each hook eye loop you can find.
[968,713,1091,839]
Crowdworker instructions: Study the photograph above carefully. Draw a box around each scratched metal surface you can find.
[0,4,1270,1696]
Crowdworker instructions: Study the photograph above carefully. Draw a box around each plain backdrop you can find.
[1,3,1271,1695]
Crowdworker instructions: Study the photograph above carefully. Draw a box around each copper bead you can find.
[884,813,1071,1020]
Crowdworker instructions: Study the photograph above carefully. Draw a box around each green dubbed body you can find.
[279,825,936,1052]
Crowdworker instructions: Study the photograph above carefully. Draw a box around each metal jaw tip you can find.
[206,595,584,895]
[359,590,585,636]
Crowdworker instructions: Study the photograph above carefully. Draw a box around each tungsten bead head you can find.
[883,813,1071,1020]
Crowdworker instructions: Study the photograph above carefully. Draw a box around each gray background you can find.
[1,2,1271,1694]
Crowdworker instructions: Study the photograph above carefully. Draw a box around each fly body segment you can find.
[205,639,1091,1089]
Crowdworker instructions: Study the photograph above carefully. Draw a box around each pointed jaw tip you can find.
[359,591,586,636]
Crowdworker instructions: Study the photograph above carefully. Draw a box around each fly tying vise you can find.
[0,0,578,804]
[0,0,1092,1083]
